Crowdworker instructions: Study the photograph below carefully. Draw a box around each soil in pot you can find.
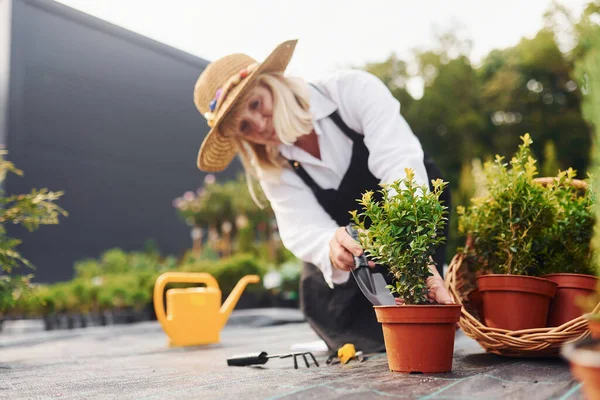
[562,338,600,400]
[543,274,599,327]
[374,304,462,373]
[477,275,557,331]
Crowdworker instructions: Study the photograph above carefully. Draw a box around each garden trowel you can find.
[345,225,396,306]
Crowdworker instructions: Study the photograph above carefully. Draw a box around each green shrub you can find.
[37,248,268,316]
[74,248,175,280]
[130,286,151,312]
[213,254,265,294]
[351,168,449,304]
[7,283,43,318]
[279,259,302,292]
[0,150,67,313]
[458,134,557,276]
[177,253,266,294]
[536,169,596,275]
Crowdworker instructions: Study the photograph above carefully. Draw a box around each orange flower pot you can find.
[374,304,462,373]
[543,274,599,327]
[477,275,557,331]
[563,338,600,400]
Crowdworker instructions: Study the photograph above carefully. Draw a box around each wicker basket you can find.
[445,177,600,357]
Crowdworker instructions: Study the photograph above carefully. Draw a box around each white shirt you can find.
[259,69,429,288]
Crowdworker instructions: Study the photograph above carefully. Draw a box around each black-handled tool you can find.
[227,351,319,369]
[345,224,396,306]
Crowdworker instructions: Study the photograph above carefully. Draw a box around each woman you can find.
[193,39,454,353]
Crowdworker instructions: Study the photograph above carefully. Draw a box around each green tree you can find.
[479,29,590,175]
[364,54,416,116]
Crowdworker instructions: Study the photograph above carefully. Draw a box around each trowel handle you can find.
[345,224,359,241]
[345,225,369,269]
[153,272,220,327]
[227,352,269,366]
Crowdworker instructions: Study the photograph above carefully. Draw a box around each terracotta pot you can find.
[374,304,462,373]
[543,274,599,327]
[562,338,600,400]
[468,289,484,321]
[590,318,600,339]
[477,275,557,331]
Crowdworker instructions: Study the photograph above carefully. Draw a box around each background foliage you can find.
[363,1,600,259]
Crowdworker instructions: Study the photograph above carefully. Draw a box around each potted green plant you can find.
[535,169,598,327]
[351,168,461,373]
[458,134,558,331]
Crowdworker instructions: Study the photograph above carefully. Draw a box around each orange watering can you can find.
[153,272,260,347]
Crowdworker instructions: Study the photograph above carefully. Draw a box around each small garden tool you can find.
[227,351,319,369]
[345,225,396,306]
[153,272,260,347]
[326,343,366,365]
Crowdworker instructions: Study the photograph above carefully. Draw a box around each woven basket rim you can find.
[446,252,599,356]
[446,176,597,356]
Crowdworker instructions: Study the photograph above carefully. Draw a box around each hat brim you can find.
[197,39,298,172]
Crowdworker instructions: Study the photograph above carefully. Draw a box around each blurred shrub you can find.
[278,259,303,293]
[75,248,177,279]
[214,254,266,294]
[180,253,266,294]
[10,243,299,318]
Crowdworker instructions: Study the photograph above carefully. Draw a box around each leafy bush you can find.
[279,259,302,292]
[75,248,177,279]
[351,168,448,305]
[180,253,266,294]
[214,254,265,294]
[536,169,596,275]
[458,134,557,276]
[0,150,67,313]
[18,247,272,317]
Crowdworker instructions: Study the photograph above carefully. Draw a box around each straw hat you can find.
[193,39,298,172]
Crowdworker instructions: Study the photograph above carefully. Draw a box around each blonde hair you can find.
[221,72,313,206]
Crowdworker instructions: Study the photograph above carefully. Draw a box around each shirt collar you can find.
[308,83,337,122]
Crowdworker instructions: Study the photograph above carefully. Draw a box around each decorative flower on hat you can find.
[203,63,259,127]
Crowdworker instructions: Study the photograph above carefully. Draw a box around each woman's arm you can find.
[260,169,356,288]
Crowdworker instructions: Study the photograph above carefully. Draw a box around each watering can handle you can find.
[153,272,220,329]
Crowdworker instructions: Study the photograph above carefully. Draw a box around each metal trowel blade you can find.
[351,266,396,306]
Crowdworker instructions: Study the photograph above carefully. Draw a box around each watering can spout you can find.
[219,275,261,328]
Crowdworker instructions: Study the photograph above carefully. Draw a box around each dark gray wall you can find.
[6,0,240,282]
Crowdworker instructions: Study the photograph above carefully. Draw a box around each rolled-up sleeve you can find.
[334,70,429,187]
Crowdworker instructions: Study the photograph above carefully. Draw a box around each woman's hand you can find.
[394,264,455,305]
[329,227,375,272]
[425,269,455,304]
